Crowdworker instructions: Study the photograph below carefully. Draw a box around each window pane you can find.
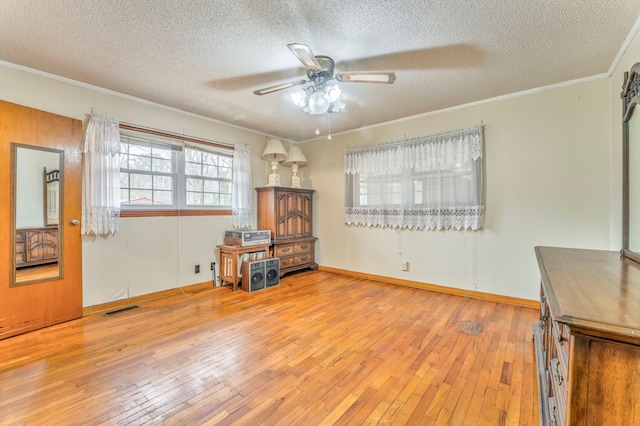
[153,147,173,160]
[202,165,218,178]
[202,152,217,165]
[186,191,203,205]
[204,180,219,192]
[203,193,217,205]
[129,144,151,157]
[154,175,172,190]
[219,167,232,180]
[154,190,172,205]
[187,178,203,191]
[185,149,202,163]
[185,162,201,175]
[153,158,172,173]
[220,194,232,205]
[130,173,152,189]
[128,155,151,171]
[130,189,153,204]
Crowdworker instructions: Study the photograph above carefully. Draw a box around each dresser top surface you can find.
[536,246,640,340]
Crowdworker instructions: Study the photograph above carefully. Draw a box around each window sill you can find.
[120,209,231,218]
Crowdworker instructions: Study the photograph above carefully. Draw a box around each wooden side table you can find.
[217,244,271,291]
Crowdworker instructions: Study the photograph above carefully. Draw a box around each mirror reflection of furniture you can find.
[12,144,63,286]
[282,146,307,188]
[261,138,288,186]
[622,62,640,262]
[44,168,60,226]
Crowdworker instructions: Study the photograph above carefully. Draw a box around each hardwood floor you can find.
[0,271,539,425]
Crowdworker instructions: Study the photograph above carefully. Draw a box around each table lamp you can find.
[282,145,308,188]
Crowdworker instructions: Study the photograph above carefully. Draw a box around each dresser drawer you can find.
[280,256,296,268]
[275,244,295,257]
[294,240,313,253]
[294,253,314,265]
[274,240,314,257]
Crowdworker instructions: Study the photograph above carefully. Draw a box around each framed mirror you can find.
[622,62,640,263]
[11,143,64,286]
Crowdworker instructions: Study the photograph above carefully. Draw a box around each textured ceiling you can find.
[1,1,639,142]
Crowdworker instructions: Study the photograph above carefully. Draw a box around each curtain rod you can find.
[119,122,235,151]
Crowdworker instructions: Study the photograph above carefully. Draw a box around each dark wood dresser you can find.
[256,186,317,277]
[533,246,640,425]
[15,227,59,268]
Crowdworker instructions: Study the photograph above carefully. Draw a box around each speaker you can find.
[265,258,280,288]
[241,260,265,292]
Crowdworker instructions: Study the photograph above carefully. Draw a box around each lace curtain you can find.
[81,114,121,236]
[232,144,252,229]
[344,126,484,231]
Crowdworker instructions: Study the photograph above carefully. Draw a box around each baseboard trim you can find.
[82,281,217,316]
[318,266,538,309]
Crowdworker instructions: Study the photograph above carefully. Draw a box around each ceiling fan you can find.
[253,43,396,114]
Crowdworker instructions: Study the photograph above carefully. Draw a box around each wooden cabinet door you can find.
[300,192,312,237]
[275,191,290,240]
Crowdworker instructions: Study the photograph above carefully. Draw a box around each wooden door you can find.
[0,100,83,340]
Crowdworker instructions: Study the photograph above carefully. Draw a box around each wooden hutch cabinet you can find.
[256,186,317,276]
[533,246,640,426]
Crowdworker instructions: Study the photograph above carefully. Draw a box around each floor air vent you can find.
[103,305,140,316]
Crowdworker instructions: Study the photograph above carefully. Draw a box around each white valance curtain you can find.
[344,126,484,231]
[232,144,252,229]
[81,114,121,236]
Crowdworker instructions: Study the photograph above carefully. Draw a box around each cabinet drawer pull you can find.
[280,247,291,253]
[299,244,309,250]
[553,360,563,386]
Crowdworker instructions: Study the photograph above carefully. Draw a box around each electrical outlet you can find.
[401,261,409,271]
[195,264,200,274]
[210,262,215,271]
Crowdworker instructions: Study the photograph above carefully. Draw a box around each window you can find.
[119,128,233,213]
[184,146,232,207]
[344,126,484,231]
[120,138,176,206]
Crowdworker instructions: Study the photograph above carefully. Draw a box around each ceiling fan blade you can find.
[253,79,307,96]
[337,71,397,84]
[287,43,323,70]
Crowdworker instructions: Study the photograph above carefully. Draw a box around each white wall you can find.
[0,63,279,307]
[3,20,640,305]
[303,78,612,301]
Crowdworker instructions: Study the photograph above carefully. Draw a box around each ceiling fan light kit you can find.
[292,84,345,115]
[254,43,396,116]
